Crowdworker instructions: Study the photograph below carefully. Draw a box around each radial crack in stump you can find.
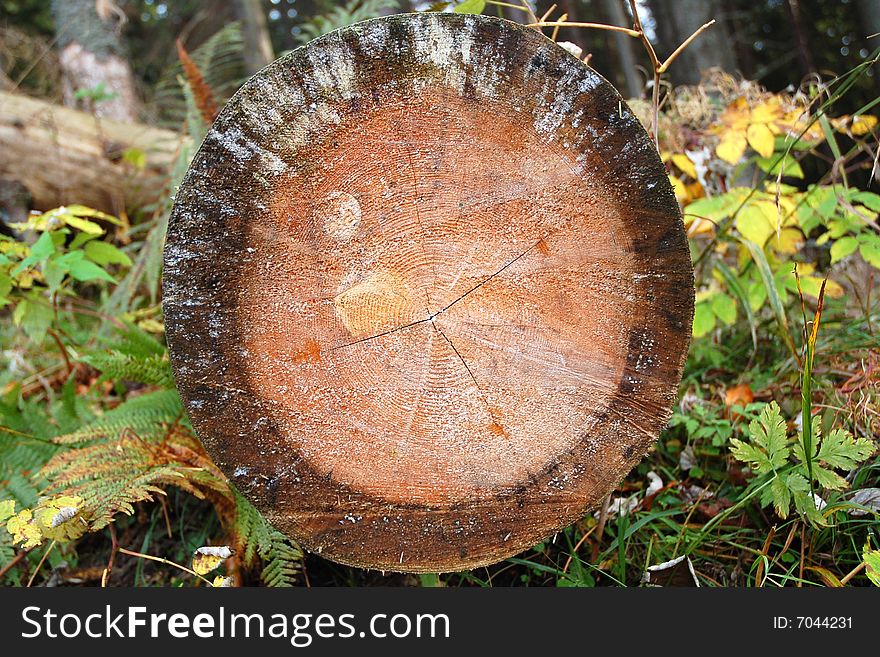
[163,12,694,573]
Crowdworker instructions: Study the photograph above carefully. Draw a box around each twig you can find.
[562,524,599,573]
[658,21,716,74]
[102,522,119,587]
[551,14,567,42]
[528,20,640,38]
[118,546,213,585]
[839,561,866,586]
[486,0,530,12]
[47,329,73,379]
[27,540,55,587]
[539,3,557,23]
[591,493,613,562]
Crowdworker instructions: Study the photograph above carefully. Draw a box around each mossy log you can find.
[164,13,694,573]
[0,91,185,213]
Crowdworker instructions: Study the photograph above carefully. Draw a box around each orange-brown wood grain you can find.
[164,13,694,572]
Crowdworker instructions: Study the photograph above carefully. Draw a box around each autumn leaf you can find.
[671,153,698,180]
[7,509,42,549]
[717,130,747,164]
[192,545,234,575]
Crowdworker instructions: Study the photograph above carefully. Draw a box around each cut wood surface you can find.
[0,91,185,213]
[164,13,694,572]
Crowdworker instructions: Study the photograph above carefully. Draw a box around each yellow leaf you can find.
[192,546,234,575]
[212,575,235,587]
[32,495,87,542]
[671,153,698,180]
[751,100,782,124]
[769,227,804,254]
[686,217,714,236]
[137,319,165,334]
[61,215,104,235]
[717,131,747,164]
[850,115,878,136]
[747,123,776,158]
[7,510,42,549]
[669,174,688,204]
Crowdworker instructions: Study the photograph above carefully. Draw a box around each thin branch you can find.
[27,540,55,587]
[539,3,557,23]
[486,0,530,12]
[118,547,213,585]
[551,13,567,42]
[659,20,716,73]
[528,20,640,38]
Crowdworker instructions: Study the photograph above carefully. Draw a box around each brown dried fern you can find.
[176,38,219,125]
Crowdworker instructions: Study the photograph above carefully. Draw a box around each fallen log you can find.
[164,13,694,572]
[0,91,186,214]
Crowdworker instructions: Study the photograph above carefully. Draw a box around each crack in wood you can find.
[328,235,546,351]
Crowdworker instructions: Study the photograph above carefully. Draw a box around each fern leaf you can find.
[83,351,175,387]
[53,389,183,444]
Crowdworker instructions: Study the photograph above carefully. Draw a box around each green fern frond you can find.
[105,321,167,358]
[41,427,227,529]
[53,389,183,444]
[261,531,303,588]
[83,351,174,387]
[229,488,303,587]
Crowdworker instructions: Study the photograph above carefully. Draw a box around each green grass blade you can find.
[741,239,799,363]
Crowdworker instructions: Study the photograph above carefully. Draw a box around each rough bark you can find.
[0,91,186,214]
[51,0,139,122]
[234,0,275,75]
[164,13,694,572]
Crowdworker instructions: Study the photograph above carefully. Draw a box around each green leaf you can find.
[858,233,880,268]
[11,231,55,276]
[716,263,756,352]
[55,251,116,283]
[692,302,715,337]
[710,293,737,325]
[852,190,880,212]
[755,154,804,179]
[69,258,116,283]
[812,465,849,491]
[684,191,746,223]
[0,499,14,523]
[731,402,789,476]
[864,548,880,587]
[817,428,874,471]
[12,298,53,342]
[736,202,776,246]
[84,241,132,267]
[453,0,485,13]
[742,239,797,360]
[830,236,859,263]
[42,259,66,293]
[769,477,792,519]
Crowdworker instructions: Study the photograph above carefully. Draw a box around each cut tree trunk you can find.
[0,91,186,214]
[164,13,694,573]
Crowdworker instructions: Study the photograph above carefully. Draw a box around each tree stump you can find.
[163,13,694,573]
